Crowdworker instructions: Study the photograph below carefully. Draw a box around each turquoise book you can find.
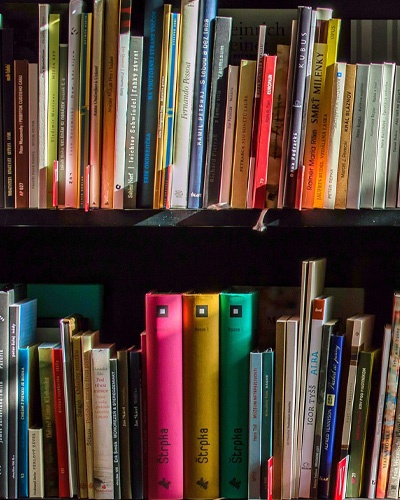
[220,288,258,498]
[261,349,274,499]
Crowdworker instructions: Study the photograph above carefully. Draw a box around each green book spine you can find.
[58,44,68,207]
[220,289,258,498]
[261,349,274,498]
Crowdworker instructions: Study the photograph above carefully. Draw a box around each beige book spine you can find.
[29,427,44,498]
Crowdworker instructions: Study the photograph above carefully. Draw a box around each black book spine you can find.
[283,6,312,208]
[0,293,9,498]
[1,28,14,208]
[0,32,4,209]
[129,350,143,499]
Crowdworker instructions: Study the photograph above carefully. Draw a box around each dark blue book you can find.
[187,0,217,208]
[318,333,344,499]
[137,0,164,208]
[129,349,144,499]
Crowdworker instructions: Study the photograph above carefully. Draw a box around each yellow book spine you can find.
[183,293,219,499]
[230,60,257,208]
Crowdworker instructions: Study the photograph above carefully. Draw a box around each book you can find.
[113,0,132,209]
[261,349,274,499]
[28,426,44,499]
[145,293,183,499]
[203,16,232,208]
[89,0,105,209]
[248,351,263,500]
[187,0,217,208]
[14,59,29,208]
[182,293,219,499]
[124,36,143,209]
[368,325,392,498]
[91,344,117,499]
[28,63,39,208]
[220,288,258,498]
[318,334,344,499]
[101,0,120,208]
[351,19,400,65]
[230,59,257,208]
[57,44,68,207]
[140,332,148,499]
[110,356,121,499]
[117,348,132,499]
[387,66,400,208]
[38,4,49,209]
[169,0,200,208]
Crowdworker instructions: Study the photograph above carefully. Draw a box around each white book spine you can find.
[170,0,199,208]
[374,63,395,208]
[387,66,400,208]
[282,317,298,500]
[113,32,131,209]
[219,65,239,204]
[29,63,39,208]
[38,4,49,209]
[248,351,263,500]
[360,63,383,208]
[298,296,333,498]
[29,427,44,499]
[323,63,346,209]
[65,0,83,208]
[346,64,370,209]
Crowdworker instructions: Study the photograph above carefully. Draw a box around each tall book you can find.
[220,288,258,498]
[183,293,219,499]
[113,0,132,209]
[38,4,49,209]
[202,16,232,208]
[2,28,14,208]
[386,66,400,208]
[129,349,144,499]
[248,351,263,500]
[57,44,68,207]
[28,426,44,499]
[145,293,183,500]
[65,0,83,208]
[117,347,132,499]
[187,0,217,208]
[230,59,257,208]
[89,0,105,208]
[28,63,39,208]
[101,0,120,208]
[110,356,121,499]
[91,344,117,499]
[261,349,274,499]
[169,0,200,208]
[140,332,148,499]
[14,60,29,208]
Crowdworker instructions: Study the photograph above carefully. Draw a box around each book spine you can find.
[129,351,143,499]
[182,294,219,499]
[334,64,357,209]
[65,0,83,208]
[187,0,217,208]
[0,293,10,498]
[252,55,277,209]
[318,334,344,499]
[169,0,199,209]
[89,0,105,209]
[47,14,60,208]
[283,6,313,208]
[123,36,143,209]
[18,348,29,497]
[28,63,39,209]
[146,294,183,499]
[230,60,257,208]
[261,350,274,499]
[0,24,4,208]
[368,326,391,498]
[117,351,132,499]
[82,335,96,499]
[91,348,114,499]
[113,0,132,209]
[248,351,263,500]
[28,427,44,499]
[220,291,258,498]
[8,304,18,499]
[202,16,232,208]
[14,60,29,208]
[387,66,400,208]
[38,347,59,497]
[140,333,148,499]
[38,4,49,209]
[52,348,70,498]
[110,358,121,500]
[57,44,68,207]
[137,0,164,207]
[374,62,395,208]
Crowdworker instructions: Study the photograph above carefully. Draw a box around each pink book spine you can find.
[145,293,183,500]
[253,55,277,209]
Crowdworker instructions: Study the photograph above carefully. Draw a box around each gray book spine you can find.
[387,66,400,207]
[110,358,121,500]
[248,351,262,500]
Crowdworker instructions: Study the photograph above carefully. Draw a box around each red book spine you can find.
[252,55,277,209]
[52,347,70,498]
[14,60,29,208]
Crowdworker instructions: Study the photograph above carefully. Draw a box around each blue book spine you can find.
[18,347,29,498]
[187,0,217,209]
[318,334,344,499]
[248,351,263,499]
[261,349,274,499]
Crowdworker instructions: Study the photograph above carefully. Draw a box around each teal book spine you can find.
[261,349,274,499]
[18,347,29,498]
[220,289,258,498]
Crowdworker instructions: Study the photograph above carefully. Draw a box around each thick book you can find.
[170,0,200,208]
[202,16,232,208]
[220,288,258,499]
[117,348,132,499]
[113,0,133,209]
[145,293,183,499]
[28,426,44,499]
[387,66,400,208]
[57,44,68,207]
[182,293,219,499]
[261,349,274,499]
[110,356,121,499]
[187,0,217,208]
[28,63,39,208]
[248,351,263,500]
[124,36,143,209]
[318,334,344,499]
[38,4,49,209]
